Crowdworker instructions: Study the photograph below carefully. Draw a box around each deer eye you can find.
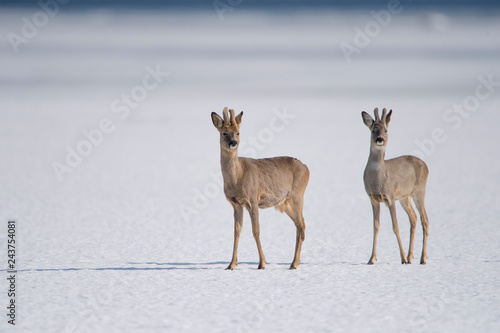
[222,132,227,136]
[237,133,240,136]
[385,130,387,133]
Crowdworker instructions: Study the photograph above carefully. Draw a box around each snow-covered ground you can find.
[1,7,500,333]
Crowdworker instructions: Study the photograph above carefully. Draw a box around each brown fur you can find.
[212,107,310,270]
[362,108,430,265]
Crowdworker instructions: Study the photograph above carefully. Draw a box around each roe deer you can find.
[211,108,309,270]
[361,108,429,265]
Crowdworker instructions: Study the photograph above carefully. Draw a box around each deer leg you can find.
[249,204,266,269]
[388,202,407,264]
[226,204,244,270]
[284,198,306,270]
[368,200,380,265]
[400,197,417,264]
[412,193,429,264]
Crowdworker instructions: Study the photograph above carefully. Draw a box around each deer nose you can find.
[229,140,238,147]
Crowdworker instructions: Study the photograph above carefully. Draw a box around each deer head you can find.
[362,107,393,149]
[211,107,244,151]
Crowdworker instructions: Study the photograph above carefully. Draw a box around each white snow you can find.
[1,8,500,333]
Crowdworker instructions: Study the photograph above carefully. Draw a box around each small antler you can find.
[222,107,229,124]
[229,109,237,126]
[381,108,388,122]
[374,107,380,121]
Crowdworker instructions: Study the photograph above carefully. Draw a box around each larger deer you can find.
[211,108,309,270]
[361,108,429,265]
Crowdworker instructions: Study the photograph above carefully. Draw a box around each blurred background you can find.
[1,0,498,218]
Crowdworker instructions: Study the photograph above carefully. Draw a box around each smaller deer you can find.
[211,107,309,270]
[362,108,429,265]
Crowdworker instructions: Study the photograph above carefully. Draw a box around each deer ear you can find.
[361,111,374,128]
[235,111,243,125]
[211,112,223,130]
[385,109,392,126]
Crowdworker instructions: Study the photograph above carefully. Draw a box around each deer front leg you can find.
[388,202,408,264]
[368,200,380,265]
[249,204,266,269]
[226,204,243,270]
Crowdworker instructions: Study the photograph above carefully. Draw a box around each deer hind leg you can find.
[284,197,306,270]
[388,201,408,264]
[400,197,417,264]
[226,204,244,270]
[412,192,429,264]
[368,200,380,265]
[249,204,266,269]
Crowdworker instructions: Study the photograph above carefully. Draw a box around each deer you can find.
[211,107,310,270]
[361,108,430,265]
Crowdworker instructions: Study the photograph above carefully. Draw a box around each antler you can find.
[222,107,229,124]
[374,107,380,122]
[381,108,388,122]
[229,109,236,125]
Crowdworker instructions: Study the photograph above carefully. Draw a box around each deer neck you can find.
[366,146,387,175]
[220,148,242,186]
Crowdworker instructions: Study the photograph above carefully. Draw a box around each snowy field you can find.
[1,6,500,333]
